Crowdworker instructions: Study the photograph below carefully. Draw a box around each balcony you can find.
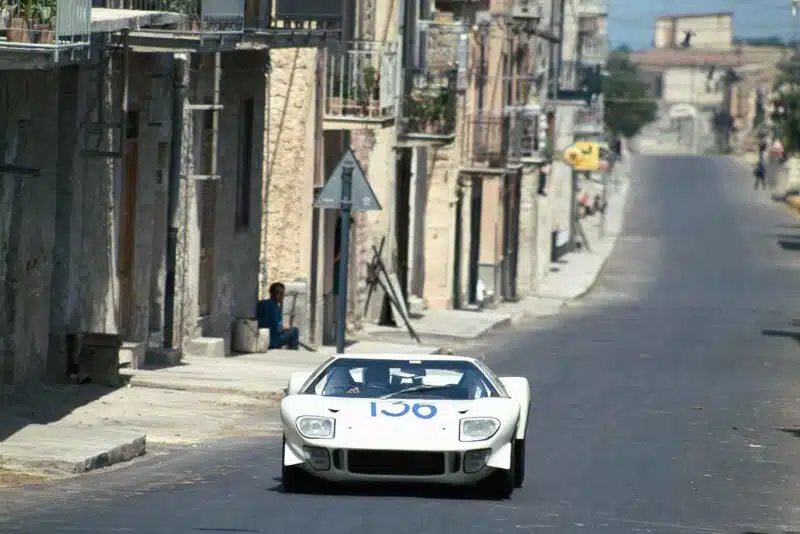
[463,114,509,169]
[399,68,458,144]
[575,0,607,16]
[506,104,547,164]
[254,0,342,47]
[573,100,603,136]
[549,60,602,102]
[0,0,91,64]
[580,33,607,65]
[324,41,398,128]
[109,0,342,49]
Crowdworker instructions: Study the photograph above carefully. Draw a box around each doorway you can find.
[119,110,140,336]
[501,171,521,301]
[452,182,464,310]
[467,178,483,304]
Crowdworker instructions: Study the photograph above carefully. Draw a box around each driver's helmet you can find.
[363,363,390,387]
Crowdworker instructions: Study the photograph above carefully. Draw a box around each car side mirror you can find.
[286,371,312,396]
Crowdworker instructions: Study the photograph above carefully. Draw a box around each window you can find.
[302,358,501,400]
[236,98,254,230]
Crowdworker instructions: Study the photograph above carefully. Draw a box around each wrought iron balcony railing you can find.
[324,40,398,122]
[115,0,245,33]
[573,100,604,135]
[549,61,602,101]
[573,95,605,137]
[399,68,458,142]
[506,104,548,163]
[463,114,509,167]
[0,0,91,59]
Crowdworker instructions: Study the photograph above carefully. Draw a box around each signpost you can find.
[314,149,382,354]
[562,141,601,172]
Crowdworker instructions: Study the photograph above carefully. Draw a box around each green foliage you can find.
[772,50,800,154]
[601,50,657,139]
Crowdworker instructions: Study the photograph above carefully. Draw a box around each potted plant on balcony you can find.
[164,0,199,31]
[31,0,55,44]
[425,86,454,135]
[357,65,381,118]
[402,90,431,134]
[7,0,31,43]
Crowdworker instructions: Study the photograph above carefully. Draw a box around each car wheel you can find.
[281,436,314,494]
[482,449,515,500]
[513,439,526,488]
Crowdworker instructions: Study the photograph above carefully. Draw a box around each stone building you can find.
[0,0,335,392]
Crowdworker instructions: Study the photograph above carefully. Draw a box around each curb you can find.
[128,376,286,401]
[0,434,146,475]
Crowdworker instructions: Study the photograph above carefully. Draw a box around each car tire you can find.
[513,439,526,488]
[281,436,314,494]
[482,449,515,500]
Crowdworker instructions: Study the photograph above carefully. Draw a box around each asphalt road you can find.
[4,154,800,533]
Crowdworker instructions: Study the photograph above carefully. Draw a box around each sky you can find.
[607,0,800,49]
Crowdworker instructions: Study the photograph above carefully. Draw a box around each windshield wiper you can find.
[379,384,455,399]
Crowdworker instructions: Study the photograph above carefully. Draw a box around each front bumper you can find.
[283,438,513,485]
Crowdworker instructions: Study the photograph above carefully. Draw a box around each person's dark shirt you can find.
[262,299,283,342]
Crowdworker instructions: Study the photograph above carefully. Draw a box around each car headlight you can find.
[460,417,500,442]
[296,416,335,439]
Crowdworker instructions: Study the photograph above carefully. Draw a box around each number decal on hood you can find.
[370,402,438,419]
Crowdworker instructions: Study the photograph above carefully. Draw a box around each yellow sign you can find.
[562,141,600,171]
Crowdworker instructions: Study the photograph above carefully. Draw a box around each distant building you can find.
[654,12,734,50]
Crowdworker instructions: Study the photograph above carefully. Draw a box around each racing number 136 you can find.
[369,401,437,420]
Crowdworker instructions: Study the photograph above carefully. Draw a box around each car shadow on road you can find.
[267,477,510,501]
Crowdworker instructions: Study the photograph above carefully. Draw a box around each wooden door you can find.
[119,138,138,334]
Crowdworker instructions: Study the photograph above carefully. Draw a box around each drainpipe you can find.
[163,54,188,349]
[308,48,325,344]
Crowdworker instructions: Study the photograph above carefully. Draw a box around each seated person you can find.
[320,366,357,396]
[262,282,300,350]
[346,363,391,395]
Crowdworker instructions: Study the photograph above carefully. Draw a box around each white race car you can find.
[280,353,531,499]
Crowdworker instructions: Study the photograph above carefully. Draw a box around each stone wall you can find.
[262,48,318,293]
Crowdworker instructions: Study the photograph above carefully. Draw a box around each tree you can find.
[601,50,658,139]
[772,49,800,155]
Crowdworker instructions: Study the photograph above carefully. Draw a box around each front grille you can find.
[346,449,446,476]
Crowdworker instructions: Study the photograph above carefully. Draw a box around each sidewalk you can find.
[537,178,630,301]
[121,340,439,398]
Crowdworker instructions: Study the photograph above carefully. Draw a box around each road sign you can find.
[563,141,600,172]
[314,148,382,211]
[313,149,383,355]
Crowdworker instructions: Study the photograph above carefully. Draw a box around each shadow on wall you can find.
[0,66,121,441]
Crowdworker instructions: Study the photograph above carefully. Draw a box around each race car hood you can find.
[281,395,520,450]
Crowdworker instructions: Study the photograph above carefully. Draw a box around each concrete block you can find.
[145,348,182,366]
[232,318,268,353]
[0,424,146,474]
[119,341,146,369]
[408,296,425,318]
[187,337,226,358]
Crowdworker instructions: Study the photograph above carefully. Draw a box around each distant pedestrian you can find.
[754,160,767,190]
[262,282,300,350]
[613,137,623,162]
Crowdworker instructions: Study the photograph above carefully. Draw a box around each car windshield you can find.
[302,358,501,400]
